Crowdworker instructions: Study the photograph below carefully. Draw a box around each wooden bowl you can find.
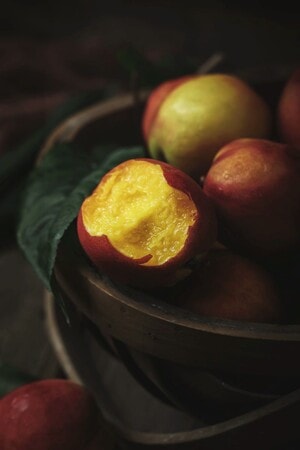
[38,84,300,377]
[45,291,300,450]
[37,76,300,443]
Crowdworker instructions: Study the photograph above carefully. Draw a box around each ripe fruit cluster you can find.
[77,68,300,325]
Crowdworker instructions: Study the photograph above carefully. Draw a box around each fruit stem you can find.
[196,52,226,74]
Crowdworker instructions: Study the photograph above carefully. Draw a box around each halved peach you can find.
[77,158,217,288]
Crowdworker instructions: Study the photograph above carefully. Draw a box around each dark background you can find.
[2,1,300,66]
[1,0,300,155]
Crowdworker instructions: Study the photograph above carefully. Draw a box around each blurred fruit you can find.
[143,73,272,178]
[0,379,98,450]
[203,138,300,260]
[77,158,217,288]
[174,249,282,323]
[277,67,300,148]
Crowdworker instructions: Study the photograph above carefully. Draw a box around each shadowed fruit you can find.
[0,379,99,450]
[203,138,300,260]
[174,249,282,323]
[77,158,217,288]
[277,67,300,148]
[143,73,272,178]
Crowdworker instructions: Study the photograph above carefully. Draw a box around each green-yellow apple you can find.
[143,73,272,178]
[203,138,300,260]
[77,158,217,288]
[174,249,282,323]
[277,67,300,148]
[0,379,99,450]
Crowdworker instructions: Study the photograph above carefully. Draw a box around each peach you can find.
[0,379,99,450]
[203,138,300,260]
[173,249,282,323]
[142,75,194,142]
[277,67,300,148]
[77,158,217,288]
[143,73,272,178]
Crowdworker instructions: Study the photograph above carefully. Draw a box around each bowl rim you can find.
[83,259,300,340]
[37,89,150,164]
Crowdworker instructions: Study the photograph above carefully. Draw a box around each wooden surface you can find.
[0,242,60,379]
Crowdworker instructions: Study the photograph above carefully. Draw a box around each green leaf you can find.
[17,143,146,292]
[0,87,120,248]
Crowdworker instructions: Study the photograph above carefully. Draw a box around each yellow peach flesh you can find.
[82,160,197,266]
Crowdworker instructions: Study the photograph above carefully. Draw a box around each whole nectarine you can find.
[174,249,282,323]
[0,379,99,450]
[203,138,300,260]
[277,67,300,148]
[144,73,272,178]
[77,158,217,288]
